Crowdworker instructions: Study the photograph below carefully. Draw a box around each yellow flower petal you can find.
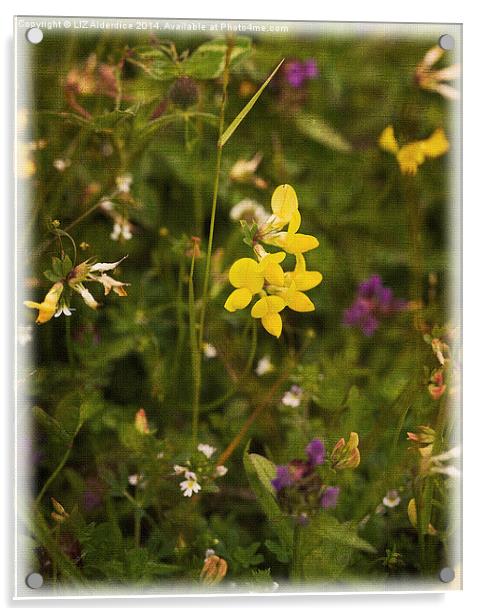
[273,232,320,254]
[224,287,252,312]
[271,184,298,223]
[285,290,315,312]
[396,143,425,175]
[263,261,285,287]
[379,125,399,155]
[288,209,301,234]
[420,128,449,158]
[251,296,269,318]
[228,258,264,293]
[251,294,286,319]
[261,312,283,338]
[24,282,63,324]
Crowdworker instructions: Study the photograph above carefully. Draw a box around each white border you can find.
[2,0,481,613]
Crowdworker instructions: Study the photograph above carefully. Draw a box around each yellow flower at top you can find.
[224,184,322,337]
[379,125,449,175]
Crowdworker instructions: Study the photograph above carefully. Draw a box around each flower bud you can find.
[50,497,69,523]
[168,76,199,109]
[407,498,437,535]
[135,408,149,434]
[200,555,228,586]
[406,425,435,445]
[330,432,360,470]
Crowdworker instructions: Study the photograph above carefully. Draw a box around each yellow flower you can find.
[24,282,63,324]
[251,294,286,338]
[281,281,315,313]
[270,183,299,226]
[266,203,319,254]
[378,125,399,156]
[258,251,286,286]
[285,254,323,291]
[379,125,449,175]
[224,258,264,312]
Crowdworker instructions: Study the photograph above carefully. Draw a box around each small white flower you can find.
[198,443,216,459]
[173,464,189,475]
[215,465,228,477]
[205,548,215,560]
[110,219,133,241]
[180,477,201,497]
[156,452,164,459]
[18,325,33,346]
[116,173,132,193]
[281,385,303,408]
[202,343,217,359]
[431,446,461,463]
[89,256,127,273]
[54,304,74,318]
[382,490,401,508]
[53,158,71,172]
[431,465,461,479]
[184,470,198,480]
[128,473,143,486]
[255,355,274,376]
[229,198,269,225]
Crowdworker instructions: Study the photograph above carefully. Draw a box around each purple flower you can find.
[306,439,325,466]
[284,59,319,88]
[343,275,406,336]
[321,486,340,509]
[272,465,293,492]
[303,59,318,79]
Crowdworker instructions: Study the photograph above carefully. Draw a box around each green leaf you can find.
[51,256,64,277]
[43,269,60,283]
[219,59,284,148]
[61,254,73,276]
[243,443,293,549]
[265,539,291,563]
[33,406,71,445]
[294,111,352,152]
[233,542,264,568]
[297,512,375,580]
[128,48,180,81]
[183,37,252,80]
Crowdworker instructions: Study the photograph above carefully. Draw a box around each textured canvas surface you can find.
[14,17,461,598]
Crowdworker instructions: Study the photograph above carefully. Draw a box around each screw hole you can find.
[439,567,455,583]
[439,34,455,51]
[26,27,43,44]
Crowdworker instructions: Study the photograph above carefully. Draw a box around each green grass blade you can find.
[218,59,284,148]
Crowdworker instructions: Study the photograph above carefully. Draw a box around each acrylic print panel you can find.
[15,16,461,598]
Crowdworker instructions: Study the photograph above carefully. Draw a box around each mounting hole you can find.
[439,567,455,583]
[26,27,43,44]
[439,34,455,51]
[25,572,44,589]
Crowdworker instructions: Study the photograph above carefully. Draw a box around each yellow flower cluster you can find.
[379,125,449,175]
[224,184,322,338]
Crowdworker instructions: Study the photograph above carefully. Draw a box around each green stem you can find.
[35,426,79,507]
[65,316,74,366]
[188,246,201,443]
[197,41,233,350]
[122,489,159,530]
[200,318,257,412]
[291,523,303,583]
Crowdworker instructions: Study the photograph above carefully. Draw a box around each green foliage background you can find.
[19,27,458,591]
